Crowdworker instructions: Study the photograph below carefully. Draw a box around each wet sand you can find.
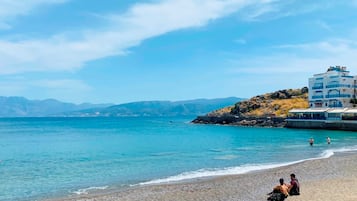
[48,152,357,201]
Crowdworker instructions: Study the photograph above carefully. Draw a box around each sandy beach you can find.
[48,152,357,201]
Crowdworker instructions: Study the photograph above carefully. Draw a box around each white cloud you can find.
[234,38,247,44]
[0,0,68,29]
[352,0,357,6]
[0,0,278,75]
[230,39,357,76]
[224,39,357,96]
[274,39,357,55]
[0,81,27,95]
[1,0,342,76]
[315,20,332,31]
[239,0,333,21]
[33,79,91,91]
[0,78,92,102]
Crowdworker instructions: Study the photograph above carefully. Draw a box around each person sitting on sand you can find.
[274,178,289,197]
[288,173,300,195]
[267,178,288,201]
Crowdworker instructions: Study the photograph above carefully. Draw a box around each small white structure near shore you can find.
[286,66,357,130]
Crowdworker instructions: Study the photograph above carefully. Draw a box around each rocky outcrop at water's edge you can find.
[192,88,309,127]
[192,115,286,127]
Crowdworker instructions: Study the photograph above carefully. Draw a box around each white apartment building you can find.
[286,66,357,130]
[309,66,357,108]
[286,66,357,131]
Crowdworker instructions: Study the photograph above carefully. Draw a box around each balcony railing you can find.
[312,86,323,89]
[325,94,351,98]
[326,84,351,88]
[342,75,354,78]
[328,103,343,107]
[312,95,323,99]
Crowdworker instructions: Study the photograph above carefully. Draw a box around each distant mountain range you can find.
[0,96,112,117]
[62,97,243,117]
[0,96,243,117]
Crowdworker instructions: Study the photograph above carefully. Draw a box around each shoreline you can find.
[46,151,357,201]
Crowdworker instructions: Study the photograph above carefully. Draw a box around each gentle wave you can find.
[319,146,357,159]
[214,154,239,160]
[138,146,357,186]
[150,152,177,156]
[72,186,109,195]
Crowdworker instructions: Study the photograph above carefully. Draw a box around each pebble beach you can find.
[48,152,357,201]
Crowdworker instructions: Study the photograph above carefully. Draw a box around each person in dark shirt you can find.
[288,173,300,195]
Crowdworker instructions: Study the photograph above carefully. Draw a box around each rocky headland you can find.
[192,87,308,127]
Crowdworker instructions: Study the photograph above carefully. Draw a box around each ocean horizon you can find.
[1,117,357,201]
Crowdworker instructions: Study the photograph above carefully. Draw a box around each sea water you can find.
[1,117,357,201]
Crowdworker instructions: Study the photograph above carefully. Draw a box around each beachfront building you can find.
[309,66,356,108]
[286,66,357,130]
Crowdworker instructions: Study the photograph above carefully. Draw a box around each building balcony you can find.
[312,86,323,89]
[328,103,343,107]
[325,94,351,98]
[326,84,351,88]
[342,75,354,78]
[312,95,324,99]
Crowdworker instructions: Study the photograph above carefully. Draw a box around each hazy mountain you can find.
[0,96,112,117]
[63,97,243,117]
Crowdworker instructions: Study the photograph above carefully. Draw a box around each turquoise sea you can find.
[1,117,357,201]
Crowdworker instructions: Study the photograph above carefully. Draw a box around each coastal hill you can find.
[192,87,309,127]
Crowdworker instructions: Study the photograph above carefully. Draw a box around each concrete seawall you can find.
[285,119,357,131]
[192,116,357,131]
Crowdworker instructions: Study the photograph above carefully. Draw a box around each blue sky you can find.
[1,0,357,104]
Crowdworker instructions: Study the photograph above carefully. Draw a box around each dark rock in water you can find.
[192,115,286,127]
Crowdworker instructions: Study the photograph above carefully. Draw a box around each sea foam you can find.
[72,186,109,195]
[138,146,357,186]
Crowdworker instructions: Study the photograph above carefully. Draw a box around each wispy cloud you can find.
[0,0,282,75]
[0,0,68,29]
[0,78,92,102]
[239,0,333,21]
[274,39,357,55]
[315,20,332,31]
[352,0,357,7]
[33,79,91,91]
[234,38,247,44]
[224,39,357,96]
[231,39,357,76]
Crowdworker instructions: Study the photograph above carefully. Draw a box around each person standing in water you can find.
[327,136,331,144]
[309,137,314,146]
